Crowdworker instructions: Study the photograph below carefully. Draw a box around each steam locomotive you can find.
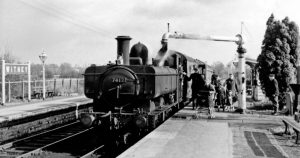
[80,36,213,138]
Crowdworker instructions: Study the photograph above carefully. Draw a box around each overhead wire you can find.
[39,0,111,35]
[18,0,111,37]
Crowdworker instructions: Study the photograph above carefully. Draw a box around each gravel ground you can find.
[240,98,300,158]
[270,126,300,158]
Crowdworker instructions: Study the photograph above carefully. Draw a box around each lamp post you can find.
[39,50,47,100]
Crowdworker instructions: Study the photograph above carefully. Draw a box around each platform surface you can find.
[118,104,291,158]
[0,96,92,122]
[118,118,232,158]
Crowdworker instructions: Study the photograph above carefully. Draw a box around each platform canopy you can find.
[245,57,257,68]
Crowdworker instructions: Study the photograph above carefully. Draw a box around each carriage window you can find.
[198,65,204,74]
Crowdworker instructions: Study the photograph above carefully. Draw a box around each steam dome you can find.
[130,42,148,65]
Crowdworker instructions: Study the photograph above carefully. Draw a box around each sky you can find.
[0,0,300,66]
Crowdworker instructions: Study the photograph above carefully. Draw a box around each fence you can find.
[0,78,84,103]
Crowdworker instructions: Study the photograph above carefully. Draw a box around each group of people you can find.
[185,66,239,118]
[213,73,239,112]
[185,65,281,117]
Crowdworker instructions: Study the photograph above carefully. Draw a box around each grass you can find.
[246,97,274,111]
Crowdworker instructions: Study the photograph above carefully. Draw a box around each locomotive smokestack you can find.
[116,36,132,65]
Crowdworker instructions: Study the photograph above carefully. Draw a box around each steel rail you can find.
[79,145,105,158]
[0,121,79,150]
[0,121,93,158]
[16,127,94,158]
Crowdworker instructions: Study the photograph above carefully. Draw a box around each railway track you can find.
[0,101,189,158]
[0,121,105,158]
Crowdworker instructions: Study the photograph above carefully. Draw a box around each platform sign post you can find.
[1,61,31,104]
[22,80,25,101]
[2,60,5,104]
[8,80,11,103]
[28,61,31,101]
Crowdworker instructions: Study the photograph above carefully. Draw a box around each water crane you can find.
[161,25,247,113]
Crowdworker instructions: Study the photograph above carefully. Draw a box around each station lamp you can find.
[39,50,47,100]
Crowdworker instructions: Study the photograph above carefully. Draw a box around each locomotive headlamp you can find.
[135,115,147,128]
[80,113,95,127]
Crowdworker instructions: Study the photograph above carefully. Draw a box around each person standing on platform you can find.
[266,73,279,115]
[185,66,205,110]
[211,72,218,101]
[225,74,238,111]
[215,78,226,111]
[203,79,215,118]
[211,71,218,87]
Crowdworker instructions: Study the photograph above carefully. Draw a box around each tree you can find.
[257,14,299,107]
[59,63,78,78]
[0,46,25,82]
[0,45,19,63]
[46,64,60,78]
[30,64,42,80]
[30,63,85,79]
[212,61,227,79]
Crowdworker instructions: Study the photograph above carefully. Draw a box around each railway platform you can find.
[0,96,92,142]
[118,104,293,158]
[0,96,92,123]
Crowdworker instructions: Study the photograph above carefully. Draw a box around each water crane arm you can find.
[162,32,244,46]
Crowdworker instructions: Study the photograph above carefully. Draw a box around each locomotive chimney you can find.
[116,36,132,65]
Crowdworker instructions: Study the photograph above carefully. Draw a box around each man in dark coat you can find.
[211,71,218,87]
[225,74,238,111]
[266,74,279,114]
[186,66,205,110]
